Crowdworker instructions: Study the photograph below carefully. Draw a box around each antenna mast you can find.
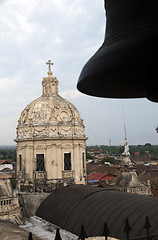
[122,105,127,139]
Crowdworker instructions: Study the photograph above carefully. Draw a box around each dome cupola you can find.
[16,60,85,139]
[15,60,87,193]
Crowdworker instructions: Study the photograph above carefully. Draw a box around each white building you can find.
[15,60,87,193]
[0,160,13,171]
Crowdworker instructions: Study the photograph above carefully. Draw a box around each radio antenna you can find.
[122,105,127,139]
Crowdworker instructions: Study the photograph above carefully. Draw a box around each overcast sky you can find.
[0,0,158,146]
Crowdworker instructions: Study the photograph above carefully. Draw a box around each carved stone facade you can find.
[0,179,22,223]
[107,138,151,195]
[15,61,87,192]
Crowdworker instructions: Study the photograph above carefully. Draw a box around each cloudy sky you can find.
[0,0,158,146]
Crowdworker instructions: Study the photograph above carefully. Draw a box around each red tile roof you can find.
[0,159,14,165]
[88,172,114,182]
[151,189,158,197]
[100,175,115,181]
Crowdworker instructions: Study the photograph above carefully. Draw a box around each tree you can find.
[86,152,94,159]
[0,147,16,161]
[100,156,118,165]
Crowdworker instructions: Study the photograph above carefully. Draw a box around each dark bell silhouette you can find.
[77,0,158,102]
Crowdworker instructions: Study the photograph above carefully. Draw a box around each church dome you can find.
[19,95,81,126]
[16,62,85,140]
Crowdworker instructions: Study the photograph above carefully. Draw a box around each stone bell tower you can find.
[15,60,87,193]
[107,137,151,195]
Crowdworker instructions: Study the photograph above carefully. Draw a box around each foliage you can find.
[0,147,16,161]
[100,156,118,165]
[87,144,158,158]
[86,152,94,159]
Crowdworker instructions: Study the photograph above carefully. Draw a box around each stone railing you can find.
[0,198,13,210]
[62,170,74,179]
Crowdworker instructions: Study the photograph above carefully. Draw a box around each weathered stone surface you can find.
[0,220,41,239]
[16,70,85,140]
[15,64,87,193]
[19,192,49,218]
[0,179,22,224]
[108,138,151,195]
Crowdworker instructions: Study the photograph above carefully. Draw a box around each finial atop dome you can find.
[46,59,53,71]
[42,59,58,96]
[46,60,53,77]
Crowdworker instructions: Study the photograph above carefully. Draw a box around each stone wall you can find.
[0,220,41,239]
[0,206,23,224]
[19,192,50,218]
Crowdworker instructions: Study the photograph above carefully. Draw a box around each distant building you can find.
[0,160,15,180]
[0,159,14,171]
[107,138,151,195]
[88,171,114,186]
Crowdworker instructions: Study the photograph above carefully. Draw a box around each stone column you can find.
[73,142,80,184]
[22,145,26,179]
[57,143,62,178]
[51,144,58,179]
[28,144,34,179]
[46,144,52,179]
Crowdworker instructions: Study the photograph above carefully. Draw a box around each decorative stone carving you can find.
[50,127,57,132]
[54,103,60,109]
[61,127,71,132]
[36,145,45,149]
[57,144,61,148]
[56,108,71,122]
[62,170,74,179]
[62,144,72,149]
[35,172,47,179]
[107,138,151,195]
[15,60,87,193]
[29,145,33,149]
[32,103,51,122]
[34,128,46,134]
[20,110,27,122]
[17,91,85,139]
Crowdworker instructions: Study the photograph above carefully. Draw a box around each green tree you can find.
[100,156,118,165]
[0,147,16,161]
[86,152,94,159]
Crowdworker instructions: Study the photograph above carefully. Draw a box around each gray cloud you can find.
[0,0,158,145]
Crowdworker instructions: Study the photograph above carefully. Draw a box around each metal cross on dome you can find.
[46,60,53,71]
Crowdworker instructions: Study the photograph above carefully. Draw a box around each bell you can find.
[77,0,158,102]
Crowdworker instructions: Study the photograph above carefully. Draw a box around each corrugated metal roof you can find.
[36,185,158,239]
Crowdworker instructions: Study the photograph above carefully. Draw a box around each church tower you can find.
[15,60,87,192]
[107,137,151,195]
